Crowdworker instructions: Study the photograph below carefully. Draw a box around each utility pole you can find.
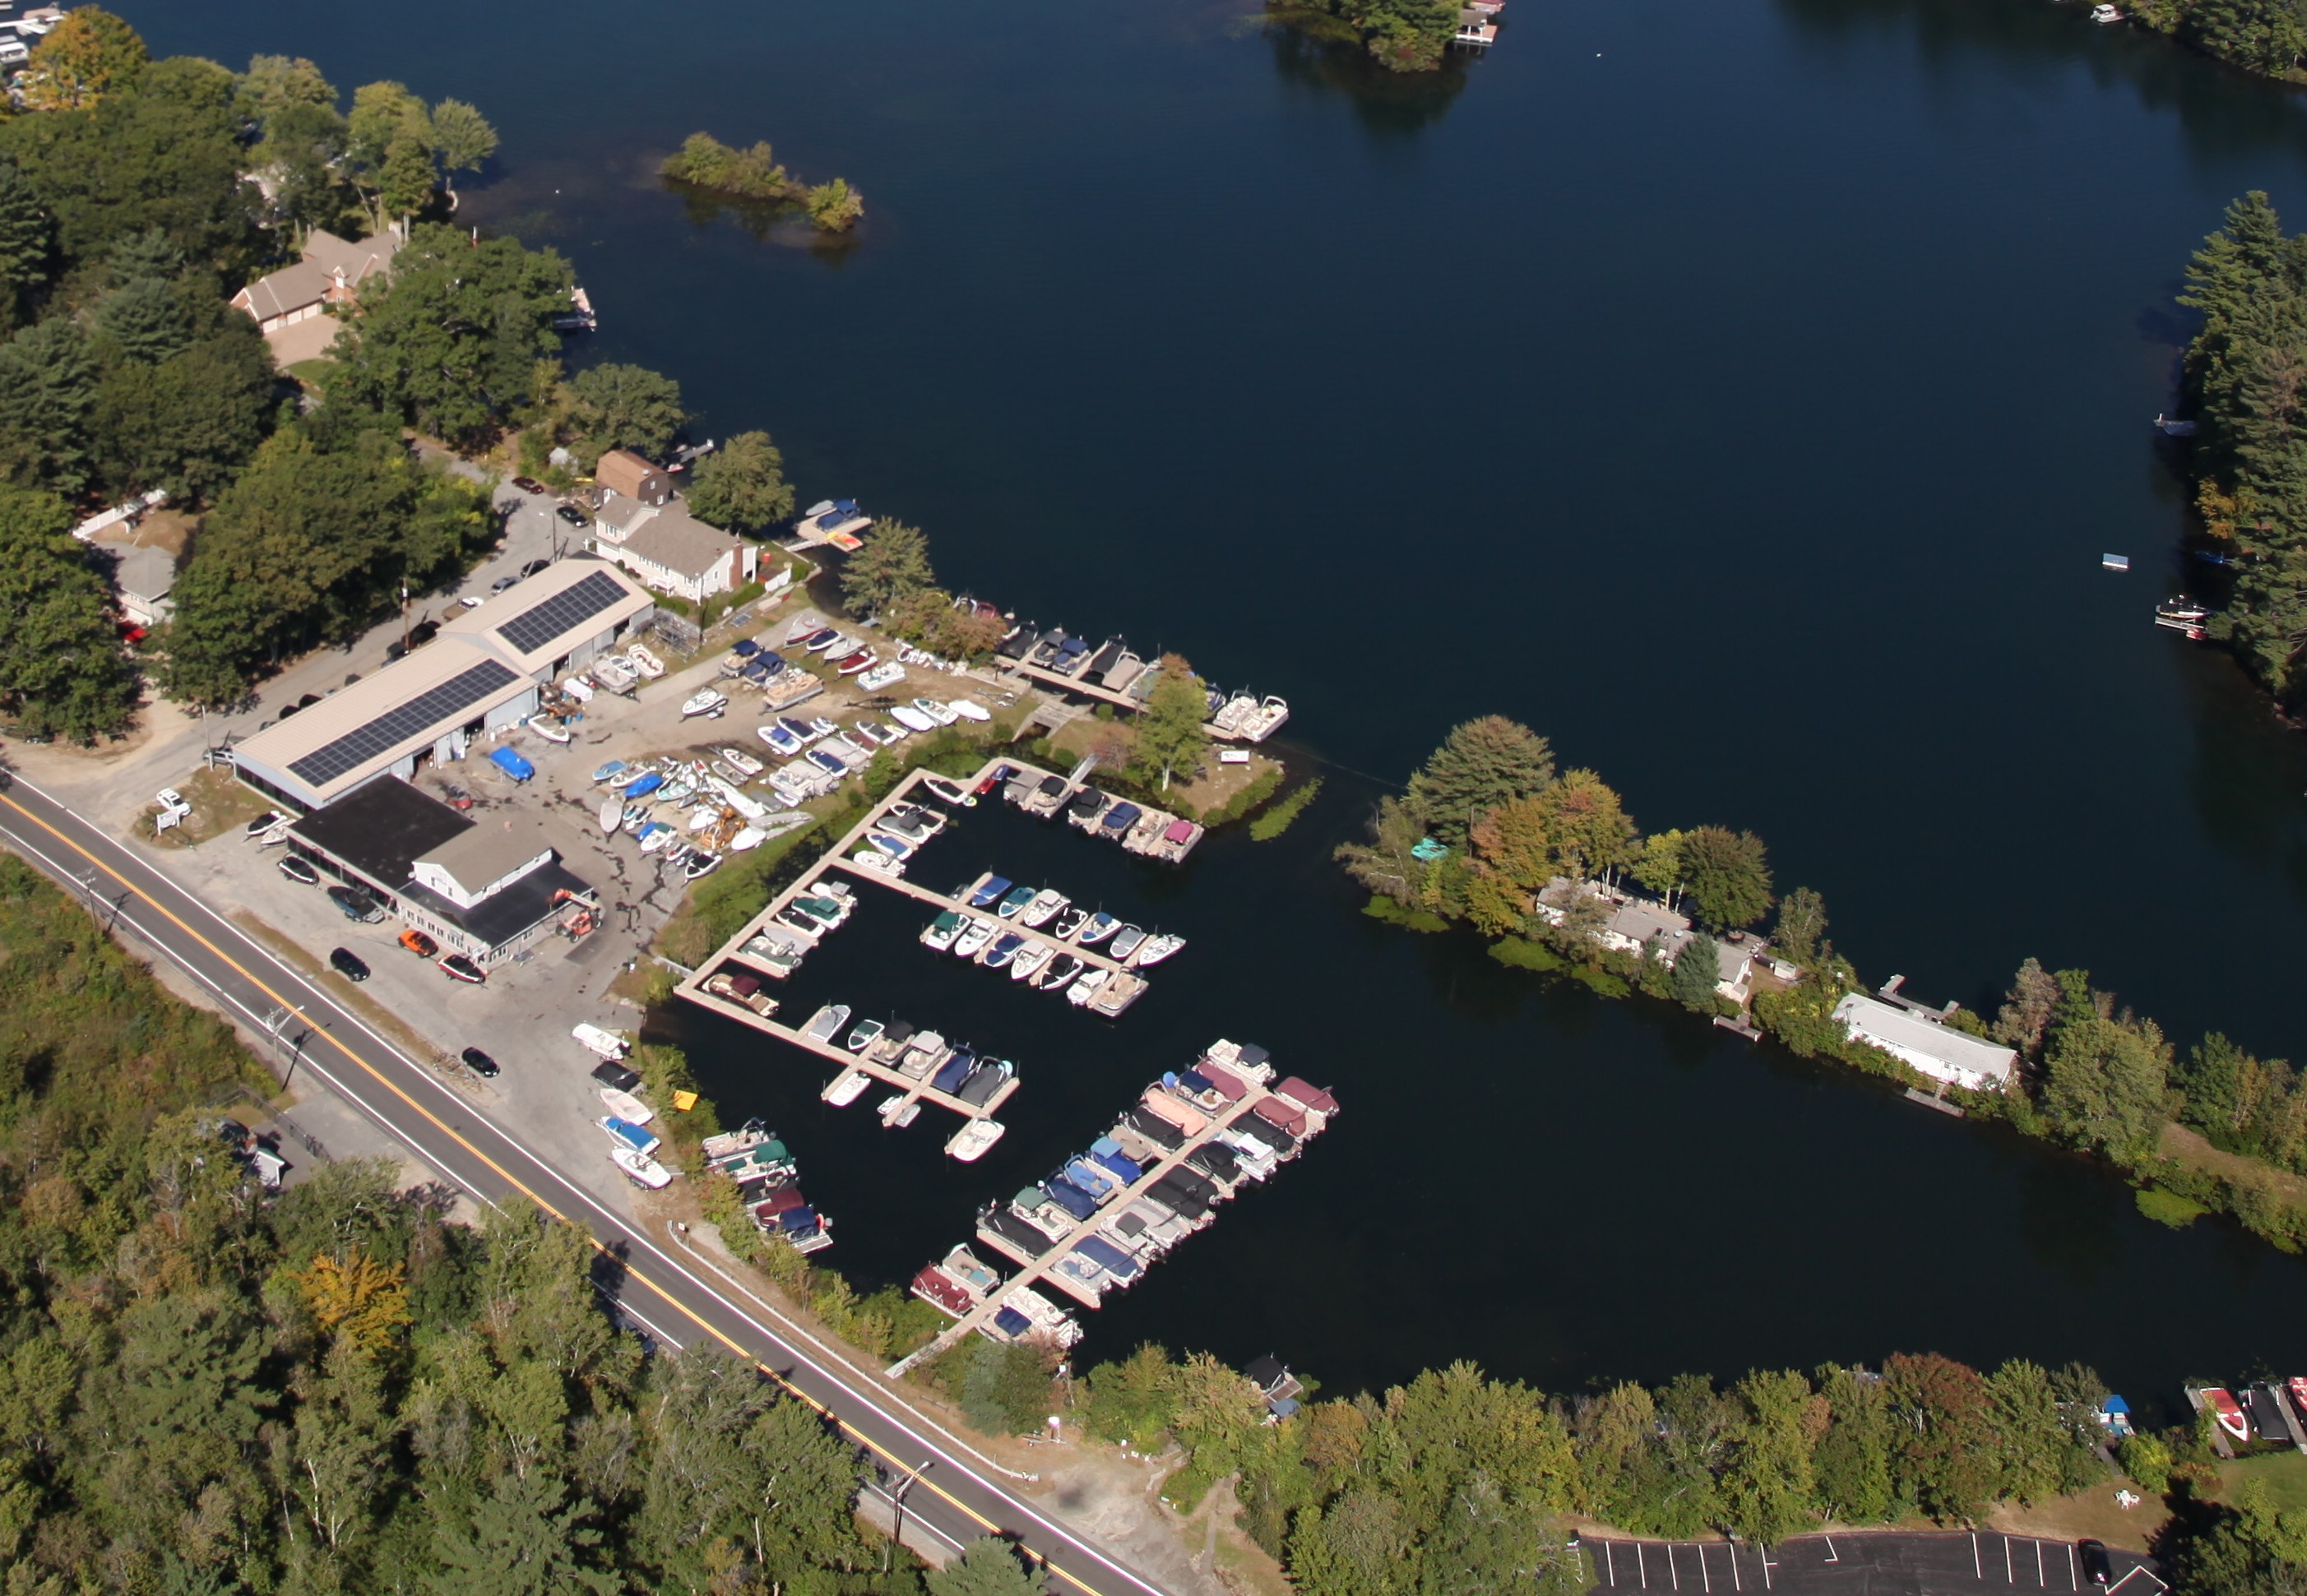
[883,1460,933,1571]
[399,581,410,651]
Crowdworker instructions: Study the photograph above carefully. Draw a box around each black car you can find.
[554,506,586,528]
[521,557,554,576]
[460,1046,500,1078]
[590,1057,642,1092]
[512,475,546,494]
[2079,1542,2113,1588]
[277,854,318,886]
[326,885,383,923]
[328,946,370,982]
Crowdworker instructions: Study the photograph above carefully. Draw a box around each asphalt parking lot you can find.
[1582,1534,2165,1596]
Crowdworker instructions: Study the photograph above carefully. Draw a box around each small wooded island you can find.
[661,132,864,234]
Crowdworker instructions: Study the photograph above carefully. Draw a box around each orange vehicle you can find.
[399,928,438,958]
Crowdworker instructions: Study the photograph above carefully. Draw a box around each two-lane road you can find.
[0,773,1170,1596]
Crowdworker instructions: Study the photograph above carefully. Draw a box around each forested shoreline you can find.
[1337,717,2307,1258]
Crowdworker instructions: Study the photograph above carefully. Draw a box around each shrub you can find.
[2134,1187,2207,1228]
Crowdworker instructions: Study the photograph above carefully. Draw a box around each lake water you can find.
[141,0,2307,1409]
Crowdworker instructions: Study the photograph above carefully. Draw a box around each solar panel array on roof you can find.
[495,570,627,657]
[286,659,519,785]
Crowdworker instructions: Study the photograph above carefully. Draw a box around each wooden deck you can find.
[828,856,1137,978]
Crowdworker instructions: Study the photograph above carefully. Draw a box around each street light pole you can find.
[885,1459,933,1571]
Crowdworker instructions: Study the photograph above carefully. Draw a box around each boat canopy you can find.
[623,770,665,798]
[1091,1146,1143,1185]
[489,746,536,780]
[1195,1062,1248,1100]
[994,1306,1033,1338]
[1188,1141,1241,1182]
[931,1055,973,1094]
[1063,1158,1114,1196]
[1163,819,1195,843]
[1253,1098,1309,1136]
[754,1186,805,1218]
[957,1066,1009,1107]
[1276,1076,1340,1116]
[1123,1108,1186,1150]
[1075,1236,1138,1277]
[1101,803,1142,833]
[1041,1178,1098,1221]
[776,1205,820,1233]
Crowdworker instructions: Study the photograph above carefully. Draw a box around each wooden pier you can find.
[683,986,1019,1120]
[828,856,1138,978]
[892,1078,1288,1369]
[1000,659,1147,715]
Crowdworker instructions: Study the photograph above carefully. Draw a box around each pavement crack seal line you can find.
[0,782,1158,1596]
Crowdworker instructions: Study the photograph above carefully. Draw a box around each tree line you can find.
[2173,191,2307,710]
[1342,715,2307,1255]
[2120,0,2307,81]
[0,847,1074,1594]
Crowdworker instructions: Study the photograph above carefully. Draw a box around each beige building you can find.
[230,228,403,363]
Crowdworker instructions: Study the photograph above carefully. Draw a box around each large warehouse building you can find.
[230,557,654,813]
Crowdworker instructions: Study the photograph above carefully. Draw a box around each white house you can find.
[413,822,554,910]
[591,500,771,604]
[1832,992,2017,1093]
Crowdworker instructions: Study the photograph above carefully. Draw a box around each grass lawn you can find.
[2219,1450,2307,1512]
[286,357,336,386]
[138,765,271,847]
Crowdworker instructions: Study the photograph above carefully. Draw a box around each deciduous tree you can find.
[565,362,686,462]
[683,428,794,532]
[840,517,935,617]
[0,483,138,739]
[20,7,147,110]
[1678,825,1774,931]
[1990,957,2059,1057]
[929,1538,1045,1596]
[430,99,498,203]
[1536,767,1637,881]
[1134,654,1211,793]
[1772,886,1828,970]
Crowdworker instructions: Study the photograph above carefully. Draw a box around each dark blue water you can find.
[143,0,2307,1403]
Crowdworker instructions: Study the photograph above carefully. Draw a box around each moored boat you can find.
[1109,923,1147,962]
[1067,967,1112,1008]
[845,1017,886,1054]
[921,909,963,950]
[1076,910,1120,945]
[1009,942,1053,983]
[821,1068,872,1107]
[1035,951,1084,992]
[921,774,975,807]
[1019,888,1068,928]
[997,885,1037,918]
[952,917,998,958]
[2198,1386,2252,1442]
[802,1004,852,1045]
[1133,932,1187,967]
[879,1094,922,1128]
[947,1118,1007,1162]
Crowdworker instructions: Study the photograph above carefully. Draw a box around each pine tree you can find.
[1133,655,1210,793]
[1667,932,1722,1012]
[1405,715,1554,845]
[0,483,138,739]
[839,518,936,617]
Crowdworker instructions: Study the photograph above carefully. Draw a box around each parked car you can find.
[2079,1543,2112,1589]
[490,576,518,594]
[512,476,546,494]
[155,787,188,816]
[399,928,438,958]
[278,854,318,886]
[521,557,554,576]
[328,947,370,982]
[553,503,587,528]
[460,1046,500,1078]
[438,953,486,984]
[458,594,486,609]
[326,885,383,923]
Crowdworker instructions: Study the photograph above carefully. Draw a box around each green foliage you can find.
[430,99,498,190]
[328,222,572,447]
[1990,956,2059,1057]
[238,53,336,122]
[663,132,792,200]
[805,178,865,234]
[928,1538,1045,1596]
[0,315,96,492]
[1275,0,1459,72]
[841,517,938,617]
[1772,886,1828,970]
[961,1340,1054,1437]
[1240,770,1310,836]
[1679,825,1774,930]
[1134,654,1211,792]
[1667,932,1723,1012]
[684,429,794,532]
[2040,970,2173,1167]
[2138,1186,2210,1227]
[1362,891,1450,932]
[20,7,148,111]
[1406,715,1555,846]
[2118,1431,2174,1493]
[0,160,53,323]
[0,483,139,738]
[1489,934,1565,971]
[566,362,686,463]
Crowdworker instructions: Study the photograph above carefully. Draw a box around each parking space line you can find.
[1699,1545,1712,1594]
[1974,1534,1983,1580]
[1638,1542,1648,1589]
[1669,1543,1680,1591]
[2068,1544,2078,1589]
[2036,1539,2045,1586]
[2006,1536,2016,1584]
[1730,1543,1742,1591]
[1607,1541,1618,1587]
[1825,1537,1840,1565]
[1761,1547,1776,1591]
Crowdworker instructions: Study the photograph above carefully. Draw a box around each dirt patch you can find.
[140,766,270,847]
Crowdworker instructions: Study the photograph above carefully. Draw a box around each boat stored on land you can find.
[612,1145,673,1188]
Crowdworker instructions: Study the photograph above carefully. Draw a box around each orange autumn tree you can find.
[292,1249,411,1358]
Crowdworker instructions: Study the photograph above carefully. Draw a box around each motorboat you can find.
[2198,1387,2251,1443]
[562,675,595,703]
[600,1115,661,1157]
[834,650,879,676]
[730,826,767,851]
[878,1094,921,1128]
[850,848,902,878]
[966,874,1013,909]
[1009,942,1053,983]
[611,1145,673,1188]
[622,770,665,800]
[997,885,1036,918]
[980,932,1024,969]
[592,759,628,784]
[866,831,915,861]
[1018,889,1068,928]
[1035,952,1084,992]
[719,746,764,776]
[1066,968,1112,1008]
[573,1023,629,1059]
[708,777,767,820]
[889,704,938,733]
[758,724,804,757]
[683,852,721,881]
[784,611,827,646]
[947,1118,1007,1162]
[1108,924,1147,962]
[777,715,824,744]
[802,627,842,653]
[852,719,899,748]
[952,918,998,958]
[857,662,906,692]
[821,1069,872,1107]
[912,697,960,727]
[845,1017,886,1055]
[626,643,666,678]
[1133,932,1187,967]
[591,655,636,692]
[887,802,945,836]
[947,697,992,722]
[805,748,847,779]
[921,910,963,951]
[598,797,622,835]
[921,774,975,807]
[1240,696,1290,741]
[804,716,839,740]
[803,1004,853,1045]
[527,715,572,743]
[1076,910,1120,946]
[600,1087,653,1125]
[1050,906,1088,940]
[681,688,729,719]
[638,823,674,854]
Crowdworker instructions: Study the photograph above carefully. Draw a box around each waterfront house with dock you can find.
[1831,993,2017,1093]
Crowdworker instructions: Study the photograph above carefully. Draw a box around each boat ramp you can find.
[890,1043,1339,1367]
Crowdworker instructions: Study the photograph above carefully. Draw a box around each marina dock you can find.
[684,988,1020,1120]
[827,854,1137,978]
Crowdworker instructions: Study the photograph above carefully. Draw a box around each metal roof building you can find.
[232,557,654,812]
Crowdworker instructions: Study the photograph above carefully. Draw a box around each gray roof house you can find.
[1832,993,2017,1093]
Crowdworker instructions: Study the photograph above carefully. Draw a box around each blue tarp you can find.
[1177,1070,1216,1096]
[1091,1136,1123,1159]
[622,770,664,798]
[1063,1159,1114,1197]
[731,638,760,656]
[968,876,1012,907]
[603,1117,656,1154]
[490,746,535,780]
[1092,1148,1143,1185]
[1075,1236,1138,1278]
[777,1205,819,1233]
[932,1053,975,1094]
[994,1306,1032,1338]
[1040,1178,1098,1222]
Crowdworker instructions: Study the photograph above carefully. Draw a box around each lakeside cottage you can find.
[585,455,781,605]
[1541,881,1756,1002]
[1832,992,2017,1093]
